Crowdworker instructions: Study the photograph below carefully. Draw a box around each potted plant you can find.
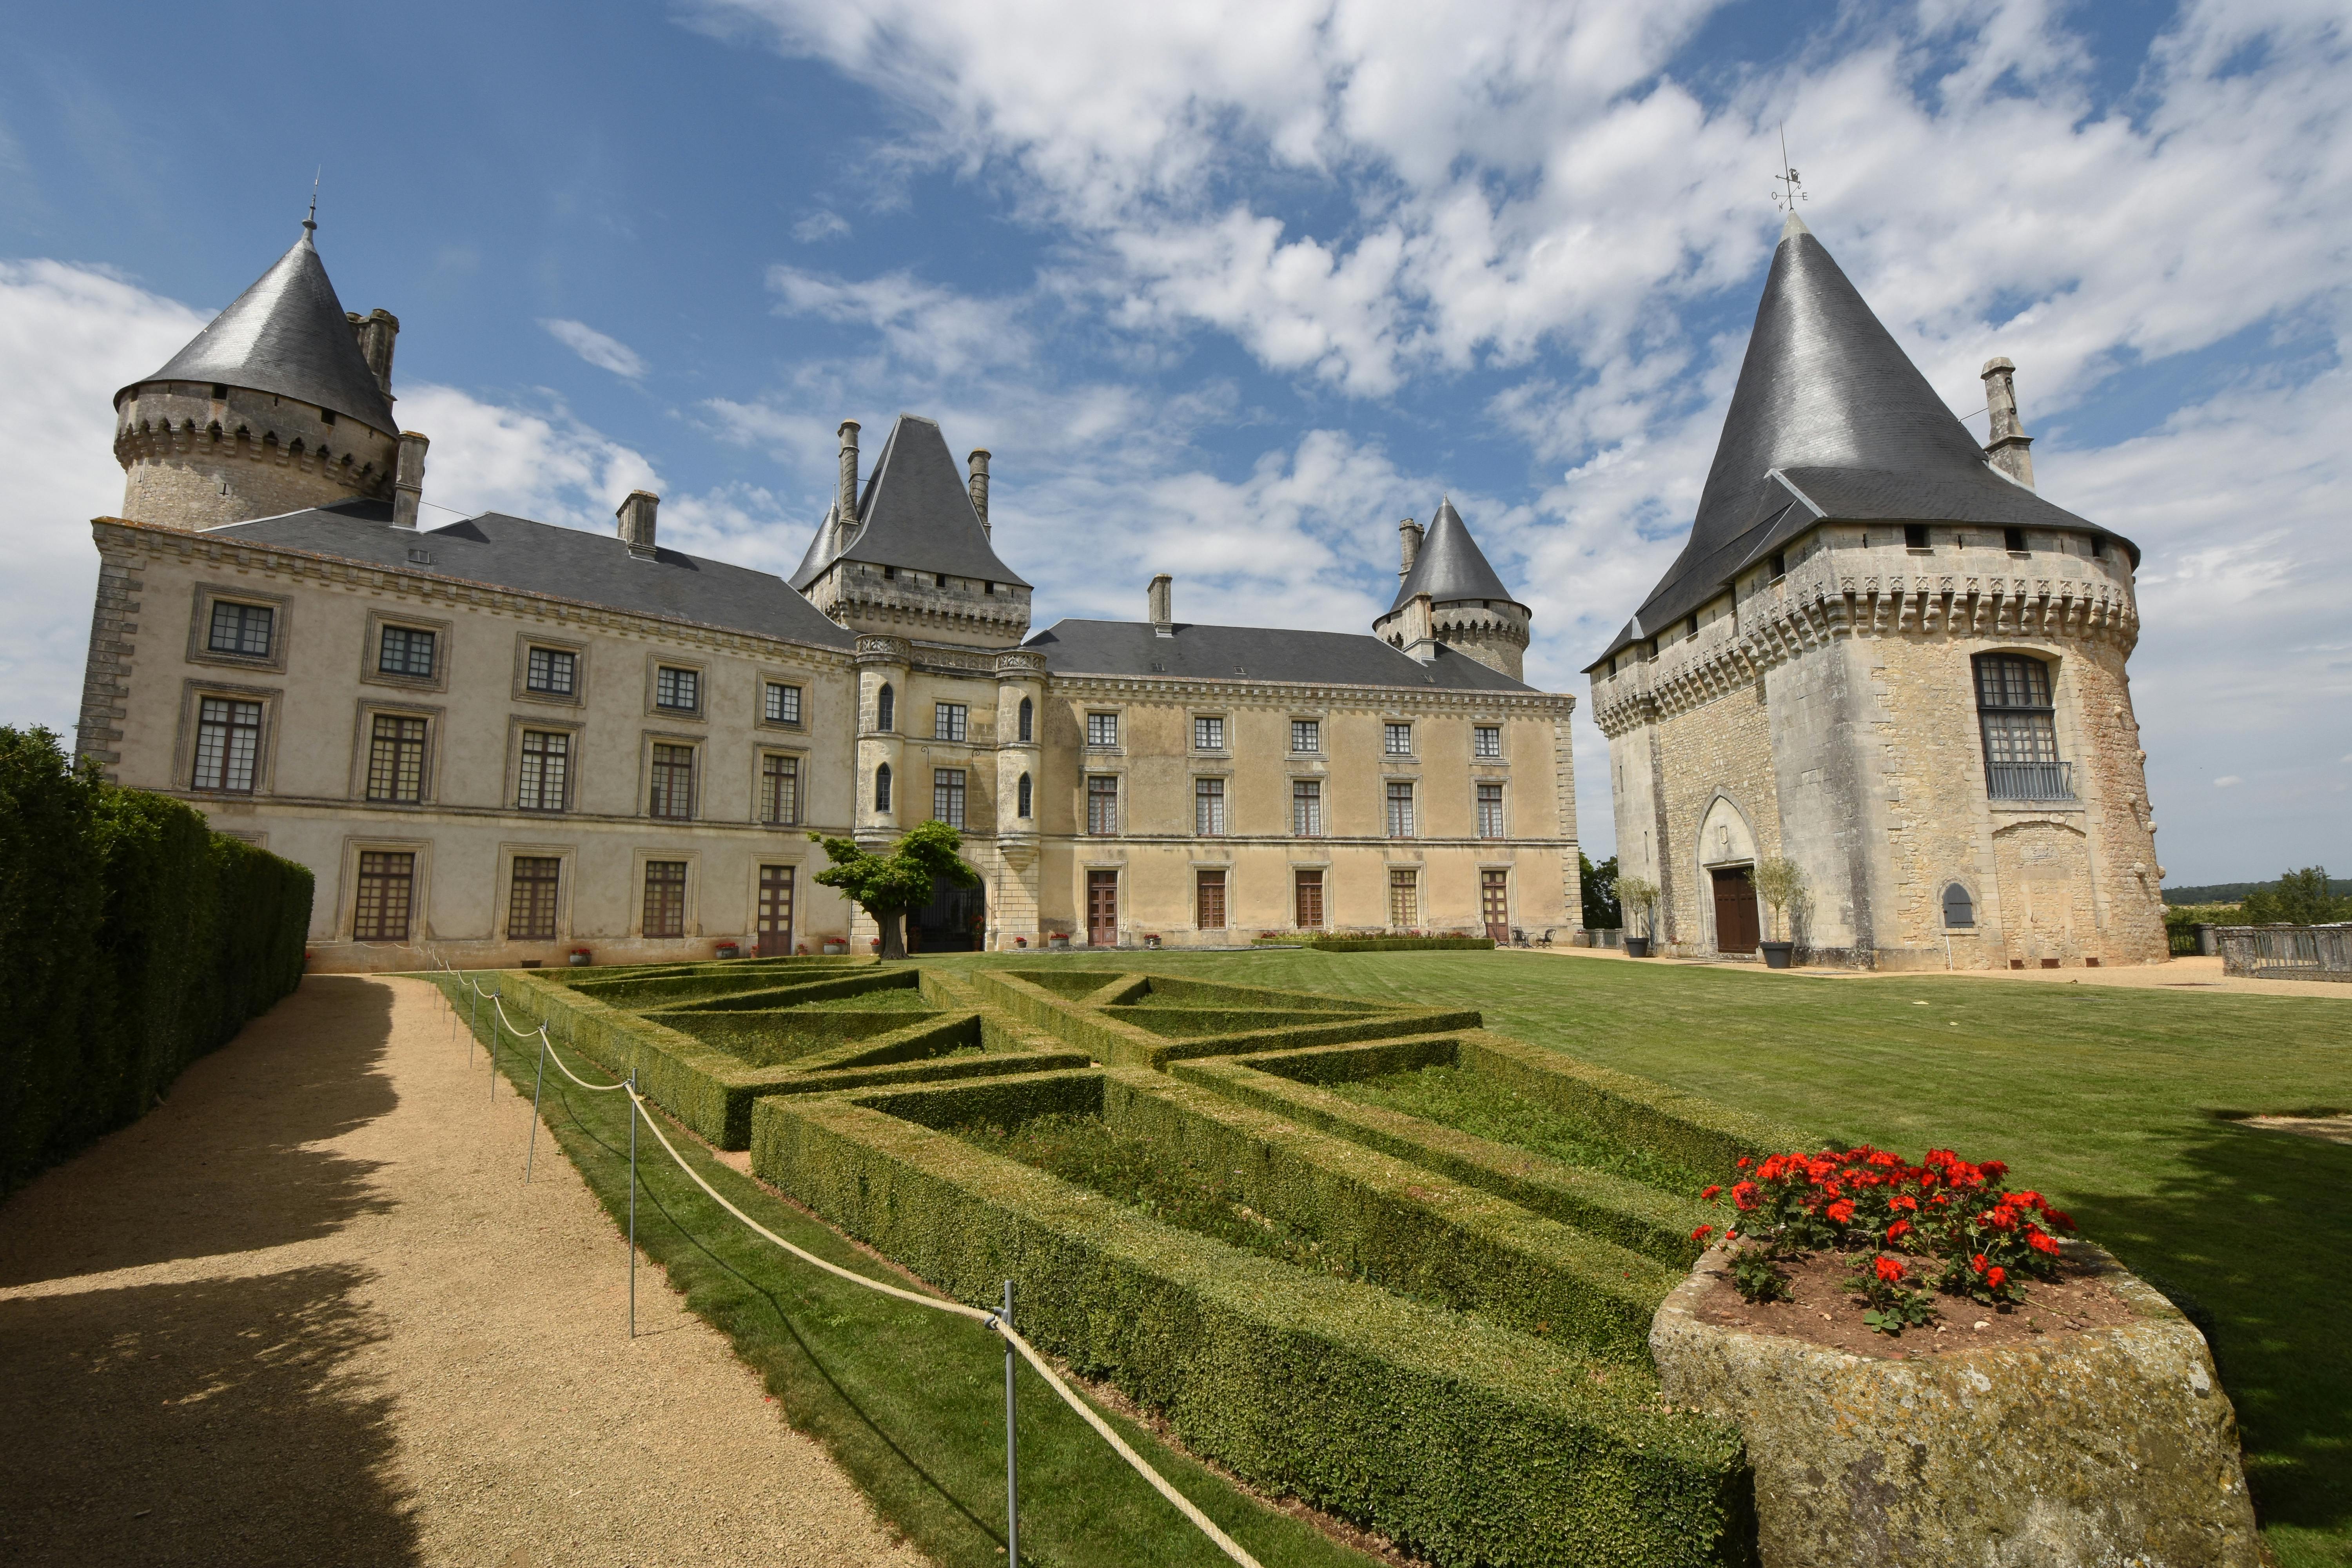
[1753,856,1804,969]
[821,937,848,956]
[1618,877,1658,956]
[567,947,593,967]
[1014,935,1028,948]
[1047,931,1071,951]
[1144,933,1162,950]
[714,941,741,960]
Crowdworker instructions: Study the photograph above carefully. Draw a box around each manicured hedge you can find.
[750,1076,1755,1568]
[0,727,312,1192]
[970,969,1475,1069]
[1308,935,1497,952]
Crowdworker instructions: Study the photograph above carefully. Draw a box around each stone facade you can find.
[114,382,398,531]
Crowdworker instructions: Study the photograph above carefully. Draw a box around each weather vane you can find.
[1770,123,1808,214]
[305,168,320,234]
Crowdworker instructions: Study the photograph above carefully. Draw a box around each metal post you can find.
[1003,1278,1019,1565]
[526,1028,548,1181]
[468,983,477,1062]
[627,1069,639,1340]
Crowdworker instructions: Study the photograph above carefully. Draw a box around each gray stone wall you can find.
[115,383,396,530]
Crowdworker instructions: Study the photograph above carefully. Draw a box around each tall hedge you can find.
[0,727,312,1192]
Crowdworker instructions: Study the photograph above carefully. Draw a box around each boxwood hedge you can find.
[1307,935,1497,952]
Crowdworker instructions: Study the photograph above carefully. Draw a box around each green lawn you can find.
[956,947,2351,1568]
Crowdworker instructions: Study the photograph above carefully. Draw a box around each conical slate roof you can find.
[791,414,1029,589]
[1388,497,1520,612]
[1588,214,2132,668]
[118,223,398,437]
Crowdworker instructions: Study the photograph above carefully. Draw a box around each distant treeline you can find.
[2164,878,2352,906]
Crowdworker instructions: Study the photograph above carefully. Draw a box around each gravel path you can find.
[0,975,931,1568]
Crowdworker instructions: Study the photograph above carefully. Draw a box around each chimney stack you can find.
[347,309,400,399]
[836,421,862,533]
[1148,574,1174,637]
[1397,517,1423,581]
[617,490,661,560]
[1980,357,2035,489]
[390,431,429,530]
[967,449,992,535]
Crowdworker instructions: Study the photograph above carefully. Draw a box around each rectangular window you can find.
[655,666,700,711]
[1290,719,1321,753]
[642,860,687,939]
[1904,523,1930,550]
[1193,715,1225,750]
[207,601,274,657]
[526,646,576,696]
[1196,869,1227,930]
[377,625,436,678]
[1294,869,1325,930]
[192,697,262,792]
[517,730,569,811]
[1087,711,1120,747]
[2004,527,2028,554]
[1477,782,1505,838]
[1194,777,1226,836]
[649,743,695,819]
[933,768,967,828]
[1388,869,1419,929]
[507,856,561,940]
[365,714,428,803]
[765,682,802,725]
[1473,724,1501,758]
[935,702,968,742]
[1975,653,2071,799]
[1291,779,1323,837]
[762,754,800,825]
[1384,722,1412,755]
[1087,775,1119,835]
[1386,780,1415,838]
[353,850,415,942]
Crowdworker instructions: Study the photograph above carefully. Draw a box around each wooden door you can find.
[1481,869,1509,942]
[1711,867,1759,953]
[756,864,795,957]
[1087,870,1119,947]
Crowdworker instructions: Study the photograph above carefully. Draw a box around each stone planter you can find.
[1651,1242,2260,1566]
[1760,940,1794,969]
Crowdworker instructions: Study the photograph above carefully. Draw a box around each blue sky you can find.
[3,0,2347,883]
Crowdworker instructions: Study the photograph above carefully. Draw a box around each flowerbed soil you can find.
[1688,1247,2137,1360]
[1325,1063,1713,1194]
[953,1112,1370,1285]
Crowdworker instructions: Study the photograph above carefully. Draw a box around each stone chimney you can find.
[1400,591,1439,663]
[967,449,992,535]
[837,421,862,532]
[1981,357,2035,488]
[347,309,400,399]
[390,432,429,530]
[1397,517,1423,581]
[1148,573,1174,637]
[617,490,660,560]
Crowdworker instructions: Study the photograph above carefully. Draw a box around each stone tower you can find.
[1585,213,2164,969]
[113,217,414,530]
[1371,497,1531,679]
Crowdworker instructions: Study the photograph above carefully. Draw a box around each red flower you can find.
[1737,1156,1753,1170]
[1875,1255,1905,1283]
[1692,1225,1714,1242]
[1701,1185,1722,1200]
[1985,1205,2019,1231]
[1986,1265,2007,1289]
[1889,1194,1919,1212]
[1826,1198,1856,1224]
[1971,1252,1990,1273]
[2027,1229,2062,1255]
[1886,1219,1914,1242]
[1731,1181,1760,1211]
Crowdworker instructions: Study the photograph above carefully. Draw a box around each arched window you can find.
[876,682,895,732]
[1018,696,1033,742]
[874,763,892,813]
[1942,883,1975,929]
[1017,772,1033,818]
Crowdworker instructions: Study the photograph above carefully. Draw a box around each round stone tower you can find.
[1372,497,1532,679]
[113,216,405,530]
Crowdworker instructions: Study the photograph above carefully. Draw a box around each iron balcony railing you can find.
[1985,760,2076,801]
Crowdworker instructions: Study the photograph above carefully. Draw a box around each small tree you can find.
[1580,852,1622,929]
[1752,856,1806,943]
[2243,866,2352,927]
[1617,876,1658,940]
[809,820,981,961]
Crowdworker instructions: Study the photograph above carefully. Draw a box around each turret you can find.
[113,214,410,530]
[1370,497,1531,679]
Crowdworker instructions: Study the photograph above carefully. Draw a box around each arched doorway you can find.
[1696,795,1762,955]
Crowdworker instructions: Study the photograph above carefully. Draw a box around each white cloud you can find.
[540,317,648,379]
[768,266,1030,378]
[2214,776,2244,787]
[0,261,207,736]
[792,210,851,242]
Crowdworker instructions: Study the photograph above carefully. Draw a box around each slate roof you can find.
[791,415,1029,590]
[1027,618,1535,693]
[207,499,856,650]
[1389,498,1521,612]
[1587,214,2136,670]
[120,223,400,438]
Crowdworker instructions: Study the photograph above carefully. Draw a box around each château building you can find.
[76,219,1582,968]
[1586,214,2167,969]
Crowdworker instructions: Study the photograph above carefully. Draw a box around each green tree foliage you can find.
[2243,866,2352,926]
[1581,852,1622,929]
[809,819,981,960]
[1752,856,1806,942]
[0,727,311,1192]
